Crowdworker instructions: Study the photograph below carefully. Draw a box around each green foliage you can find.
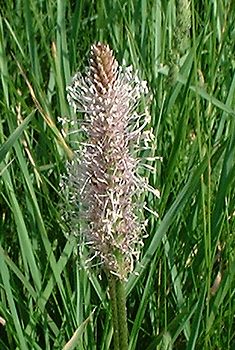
[0,1,235,349]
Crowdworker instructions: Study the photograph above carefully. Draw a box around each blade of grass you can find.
[127,142,225,295]
[0,250,29,349]
[0,113,34,165]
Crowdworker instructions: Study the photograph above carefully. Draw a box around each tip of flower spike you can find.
[89,43,118,94]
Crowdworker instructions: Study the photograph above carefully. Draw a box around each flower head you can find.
[66,43,151,279]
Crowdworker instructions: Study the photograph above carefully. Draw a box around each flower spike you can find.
[66,43,151,279]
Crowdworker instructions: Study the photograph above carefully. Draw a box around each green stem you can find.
[116,277,128,350]
[107,272,120,350]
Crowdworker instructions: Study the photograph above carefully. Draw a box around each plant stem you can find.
[107,270,129,350]
[107,273,120,350]
[116,277,128,350]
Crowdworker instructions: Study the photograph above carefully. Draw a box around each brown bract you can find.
[90,43,118,94]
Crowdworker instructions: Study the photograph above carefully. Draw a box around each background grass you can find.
[0,1,235,349]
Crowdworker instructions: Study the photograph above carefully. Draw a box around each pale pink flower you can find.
[66,43,152,279]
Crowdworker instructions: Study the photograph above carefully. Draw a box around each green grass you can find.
[0,1,235,349]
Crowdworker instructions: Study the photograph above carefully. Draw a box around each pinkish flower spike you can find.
[66,43,152,279]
